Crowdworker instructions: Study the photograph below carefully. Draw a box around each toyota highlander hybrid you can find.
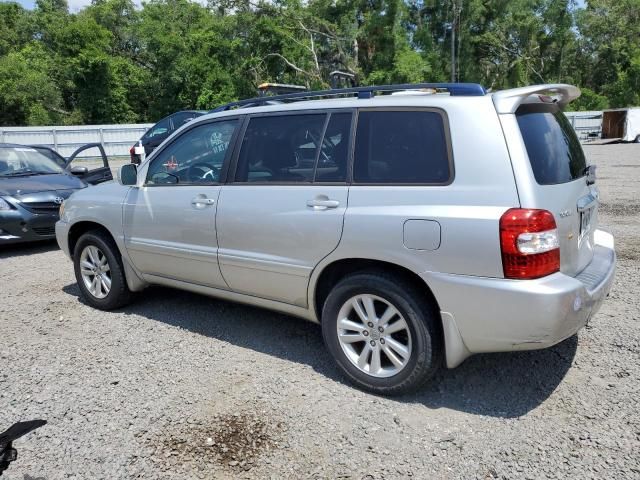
[55,83,616,395]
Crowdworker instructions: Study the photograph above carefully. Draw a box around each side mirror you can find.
[118,164,138,186]
[69,166,89,176]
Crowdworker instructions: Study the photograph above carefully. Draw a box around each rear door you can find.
[64,143,113,185]
[216,111,352,307]
[514,103,596,276]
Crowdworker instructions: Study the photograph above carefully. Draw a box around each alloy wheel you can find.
[336,294,413,378]
[79,245,112,299]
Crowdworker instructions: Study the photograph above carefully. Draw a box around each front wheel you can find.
[73,231,133,310]
[321,271,443,395]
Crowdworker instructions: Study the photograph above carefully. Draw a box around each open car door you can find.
[64,143,113,185]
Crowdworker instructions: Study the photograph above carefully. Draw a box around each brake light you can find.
[500,208,560,279]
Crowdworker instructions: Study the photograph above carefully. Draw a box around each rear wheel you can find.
[321,271,442,395]
[73,231,132,310]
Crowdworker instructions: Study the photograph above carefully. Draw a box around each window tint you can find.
[146,120,237,185]
[314,112,351,182]
[235,114,326,183]
[172,112,201,129]
[144,117,170,139]
[353,111,450,184]
[32,147,66,167]
[516,106,587,185]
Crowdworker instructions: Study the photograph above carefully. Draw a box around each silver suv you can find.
[56,83,616,395]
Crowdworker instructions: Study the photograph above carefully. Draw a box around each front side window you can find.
[353,110,451,184]
[235,114,326,183]
[146,120,237,185]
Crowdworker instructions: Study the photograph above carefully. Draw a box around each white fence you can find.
[0,123,153,158]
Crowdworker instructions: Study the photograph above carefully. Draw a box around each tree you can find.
[0,43,63,125]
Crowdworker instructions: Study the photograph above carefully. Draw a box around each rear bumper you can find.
[425,229,616,368]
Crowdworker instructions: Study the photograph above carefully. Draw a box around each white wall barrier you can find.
[0,123,154,158]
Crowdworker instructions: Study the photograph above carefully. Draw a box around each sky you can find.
[8,0,586,13]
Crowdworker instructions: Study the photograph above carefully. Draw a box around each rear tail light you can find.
[500,208,560,279]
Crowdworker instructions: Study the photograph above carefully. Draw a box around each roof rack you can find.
[209,82,486,113]
[257,83,308,97]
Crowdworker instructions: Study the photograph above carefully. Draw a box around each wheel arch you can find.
[310,257,471,369]
[67,220,147,292]
[67,221,115,259]
[311,257,441,323]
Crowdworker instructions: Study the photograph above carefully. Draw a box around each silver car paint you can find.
[216,185,349,307]
[122,185,228,289]
[56,85,616,370]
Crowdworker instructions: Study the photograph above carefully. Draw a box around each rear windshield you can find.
[516,105,586,185]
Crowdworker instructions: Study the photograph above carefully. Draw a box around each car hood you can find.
[0,173,87,196]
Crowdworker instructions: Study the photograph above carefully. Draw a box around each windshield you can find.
[0,147,65,177]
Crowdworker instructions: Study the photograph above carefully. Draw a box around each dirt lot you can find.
[1,144,638,479]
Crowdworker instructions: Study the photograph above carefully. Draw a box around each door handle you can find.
[306,198,340,210]
[191,197,215,207]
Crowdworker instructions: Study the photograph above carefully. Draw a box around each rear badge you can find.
[568,232,574,240]
[558,210,572,218]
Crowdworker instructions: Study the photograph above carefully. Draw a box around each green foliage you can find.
[571,88,610,111]
[0,0,639,126]
[0,43,62,126]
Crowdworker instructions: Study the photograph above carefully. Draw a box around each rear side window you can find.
[353,110,451,184]
[516,106,587,185]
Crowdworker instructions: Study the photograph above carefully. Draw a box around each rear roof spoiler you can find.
[492,84,581,114]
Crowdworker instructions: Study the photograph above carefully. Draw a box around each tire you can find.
[73,230,133,310]
[321,271,443,395]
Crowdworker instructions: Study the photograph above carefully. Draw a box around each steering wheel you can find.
[187,162,220,182]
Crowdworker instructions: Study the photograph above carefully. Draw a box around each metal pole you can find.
[451,23,456,83]
[52,128,58,151]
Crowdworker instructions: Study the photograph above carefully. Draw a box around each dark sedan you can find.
[0,144,108,244]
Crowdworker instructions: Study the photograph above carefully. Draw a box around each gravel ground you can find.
[1,144,639,480]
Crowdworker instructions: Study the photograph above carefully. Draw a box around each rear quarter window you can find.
[353,110,451,184]
[516,105,587,185]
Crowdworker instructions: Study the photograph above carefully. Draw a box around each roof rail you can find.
[209,82,486,113]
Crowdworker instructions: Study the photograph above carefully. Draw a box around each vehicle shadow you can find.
[62,283,577,418]
[0,240,58,259]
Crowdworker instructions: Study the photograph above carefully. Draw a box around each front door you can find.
[66,143,113,185]
[123,119,239,288]
[217,111,352,307]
